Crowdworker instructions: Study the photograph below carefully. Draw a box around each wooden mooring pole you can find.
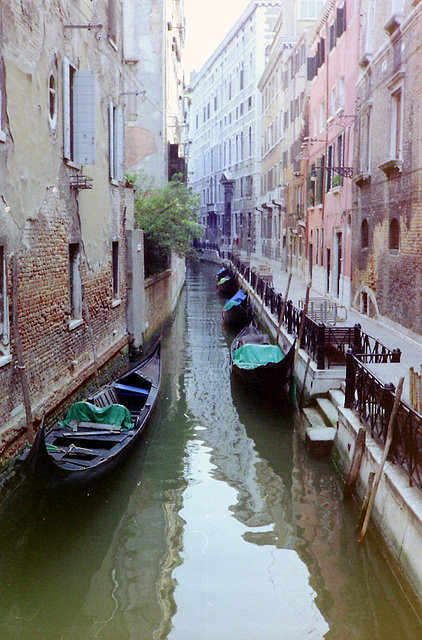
[358,376,404,544]
[12,255,34,444]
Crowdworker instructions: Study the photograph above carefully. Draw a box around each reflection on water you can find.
[0,260,421,639]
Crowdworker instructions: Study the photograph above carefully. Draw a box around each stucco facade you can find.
[305,0,360,306]
[187,1,282,255]
[0,1,138,462]
[258,2,320,274]
[124,0,186,184]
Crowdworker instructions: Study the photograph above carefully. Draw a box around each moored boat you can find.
[230,323,295,394]
[222,289,253,328]
[216,267,238,298]
[18,344,161,491]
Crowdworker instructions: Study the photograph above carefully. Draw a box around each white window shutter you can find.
[73,70,96,165]
[109,102,115,179]
[62,57,71,159]
[115,107,124,182]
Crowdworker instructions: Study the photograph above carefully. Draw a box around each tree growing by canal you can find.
[128,171,204,276]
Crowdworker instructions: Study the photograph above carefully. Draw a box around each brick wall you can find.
[352,6,422,332]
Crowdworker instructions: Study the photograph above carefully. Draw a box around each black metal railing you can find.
[230,253,401,371]
[345,351,422,493]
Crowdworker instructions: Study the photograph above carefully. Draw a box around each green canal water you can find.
[0,260,421,639]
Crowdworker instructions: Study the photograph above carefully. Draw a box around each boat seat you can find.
[240,334,270,346]
[89,386,119,408]
[113,382,149,397]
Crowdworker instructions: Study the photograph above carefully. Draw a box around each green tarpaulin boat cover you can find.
[217,276,230,286]
[233,344,283,370]
[61,401,133,430]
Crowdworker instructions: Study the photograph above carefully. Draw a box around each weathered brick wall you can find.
[0,184,130,465]
[352,6,422,332]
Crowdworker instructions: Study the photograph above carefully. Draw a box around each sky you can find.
[183,0,251,79]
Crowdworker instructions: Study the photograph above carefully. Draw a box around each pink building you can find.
[305,0,360,306]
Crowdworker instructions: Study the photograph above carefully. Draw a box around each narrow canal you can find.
[0,260,421,639]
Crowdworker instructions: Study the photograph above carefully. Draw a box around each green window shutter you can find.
[109,102,115,179]
[73,70,96,165]
[62,57,71,160]
[115,108,124,182]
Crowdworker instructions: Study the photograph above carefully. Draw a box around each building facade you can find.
[352,0,422,333]
[305,0,360,305]
[187,1,282,254]
[0,0,186,464]
[258,0,324,272]
[124,0,187,184]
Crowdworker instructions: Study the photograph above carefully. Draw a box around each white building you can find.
[187,1,282,254]
[124,0,186,184]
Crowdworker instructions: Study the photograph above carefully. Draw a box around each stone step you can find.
[316,396,338,428]
[302,407,336,457]
[329,388,345,409]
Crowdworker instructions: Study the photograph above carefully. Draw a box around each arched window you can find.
[48,71,58,130]
[361,219,368,249]
[389,217,400,251]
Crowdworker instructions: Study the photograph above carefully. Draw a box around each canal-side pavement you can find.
[209,250,422,610]
[249,256,422,405]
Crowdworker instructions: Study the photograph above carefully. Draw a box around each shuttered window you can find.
[109,103,124,182]
[63,58,96,165]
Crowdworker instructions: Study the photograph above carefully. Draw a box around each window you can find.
[390,87,403,160]
[109,103,124,182]
[360,107,371,174]
[326,144,334,191]
[299,0,324,19]
[112,241,120,301]
[339,76,345,110]
[69,243,82,323]
[361,219,368,249]
[319,99,325,132]
[0,246,9,358]
[63,58,96,165]
[389,218,400,251]
[48,69,58,131]
[330,85,336,118]
[108,0,117,41]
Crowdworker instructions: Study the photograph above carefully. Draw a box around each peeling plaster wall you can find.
[124,0,165,181]
[0,1,134,458]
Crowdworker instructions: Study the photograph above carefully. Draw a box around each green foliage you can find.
[133,171,204,264]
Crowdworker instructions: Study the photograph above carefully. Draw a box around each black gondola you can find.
[216,267,238,298]
[230,323,295,394]
[222,289,254,328]
[18,345,161,491]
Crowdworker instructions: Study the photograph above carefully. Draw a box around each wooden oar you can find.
[276,273,292,345]
[358,376,404,544]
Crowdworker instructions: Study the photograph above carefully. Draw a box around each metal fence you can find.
[345,352,422,493]
[230,254,401,370]
[230,255,421,491]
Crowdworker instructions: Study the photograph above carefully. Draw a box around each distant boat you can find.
[18,345,161,491]
[216,266,238,298]
[222,289,253,329]
[230,323,295,394]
